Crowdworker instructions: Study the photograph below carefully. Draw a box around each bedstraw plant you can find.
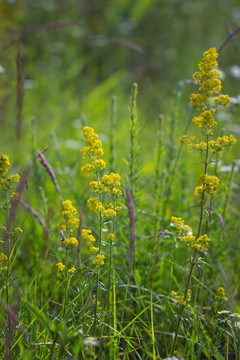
[170,48,236,356]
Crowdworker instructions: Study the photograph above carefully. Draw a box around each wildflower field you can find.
[1,1,240,359]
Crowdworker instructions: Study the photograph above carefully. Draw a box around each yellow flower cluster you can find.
[107,233,114,242]
[8,174,20,184]
[13,227,23,236]
[0,252,7,271]
[102,173,122,196]
[62,237,79,249]
[92,254,105,266]
[193,142,207,152]
[171,289,191,306]
[181,235,196,246]
[81,127,105,177]
[81,127,104,158]
[180,134,237,154]
[89,173,122,197]
[170,216,192,236]
[68,267,76,274]
[56,262,66,271]
[192,234,210,253]
[81,126,121,264]
[58,200,79,231]
[81,126,122,198]
[209,135,237,152]
[60,200,77,220]
[181,49,236,158]
[89,246,99,253]
[56,262,76,274]
[194,174,220,197]
[189,48,232,136]
[179,135,197,152]
[192,109,217,130]
[0,154,10,177]
[82,159,106,178]
[81,229,96,246]
[81,229,100,259]
[181,233,210,253]
[87,197,104,213]
[211,95,231,109]
[213,287,228,308]
[0,154,20,193]
[192,48,222,96]
[87,197,121,218]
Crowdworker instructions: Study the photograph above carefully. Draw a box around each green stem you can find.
[6,190,10,307]
[171,135,210,356]
[63,249,68,318]
[108,210,115,357]
[93,206,102,336]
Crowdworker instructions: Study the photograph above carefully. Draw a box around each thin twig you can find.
[218,25,240,54]
[19,200,50,234]
[5,19,82,49]
[37,152,62,205]
[145,231,172,239]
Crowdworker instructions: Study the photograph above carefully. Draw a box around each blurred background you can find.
[0,0,240,171]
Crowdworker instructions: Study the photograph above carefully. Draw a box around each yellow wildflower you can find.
[213,287,228,308]
[7,174,20,184]
[89,246,99,253]
[87,197,104,213]
[14,227,23,235]
[60,200,77,220]
[192,234,210,253]
[181,235,196,246]
[89,180,106,193]
[170,216,192,236]
[103,208,117,217]
[63,237,79,249]
[0,252,7,264]
[68,267,76,274]
[56,262,66,271]
[209,135,237,152]
[102,172,121,187]
[81,163,94,177]
[95,159,106,170]
[211,95,231,109]
[194,174,220,197]
[170,290,186,306]
[67,218,80,228]
[81,229,92,239]
[192,142,207,152]
[179,135,197,151]
[107,233,114,242]
[81,127,104,158]
[192,110,217,129]
[93,254,105,266]
[0,154,10,177]
[190,93,208,110]
[81,229,96,245]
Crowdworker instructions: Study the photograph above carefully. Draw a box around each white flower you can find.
[83,337,99,347]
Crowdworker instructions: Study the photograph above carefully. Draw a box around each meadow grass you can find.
[0,48,240,360]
